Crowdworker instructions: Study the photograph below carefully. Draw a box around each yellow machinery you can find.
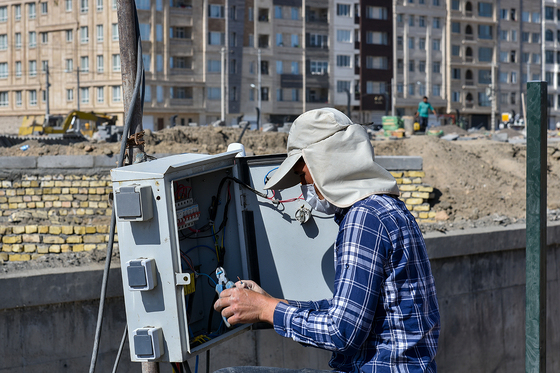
[19,111,118,137]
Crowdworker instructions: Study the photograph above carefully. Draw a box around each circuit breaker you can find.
[111,146,338,363]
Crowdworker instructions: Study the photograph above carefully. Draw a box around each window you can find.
[433,39,440,51]
[276,88,283,102]
[532,53,541,64]
[66,58,74,72]
[451,0,459,10]
[366,6,387,20]
[479,47,493,62]
[310,61,328,75]
[397,36,403,50]
[15,4,21,19]
[545,6,554,20]
[291,89,299,102]
[419,38,425,50]
[112,24,119,40]
[409,15,414,26]
[208,32,225,45]
[418,16,425,27]
[510,92,516,105]
[452,45,460,56]
[500,30,508,41]
[208,59,221,72]
[97,87,104,102]
[29,3,36,18]
[522,32,529,42]
[291,61,299,74]
[452,68,461,79]
[0,34,7,50]
[546,50,554,64]
[65,0,72,11]
[452,91,460,102]
[452,22,460,33]
[408,84,415,96]
[478,2,492,17]
[261,87,269,101]
[532,33,540,43]
[80,0,88,12]
[337,55,351,67]
[29,60,37,77]
[478,25,492,39]
[209,5,224,18]
[208,87,220,100]
[67,89,74,101]
[136,0,149,10]
[499,51,508,62]
[418,60,425,73]
[433,85,441,97]
[156,24,163,42]
[290,7,298,20]
[408,37,415,49]
[478,69,491,84]
[532,12,540,23]
[511,30,517,41]
[112,86,121,102]
[109,54,120,72]
[97,0,103,11]
[337,4,351,16]
[500,9,508,19]
[337,80,351,93]
[80,87,90,104]
[156,86,163,102]
[308,34,328,48]
[546,30,553,42]
[0,62,6,79]
[433,62,441,73]
[433,0,439,5]
[366,56,388,69]
[275,60,283,75]
[81,56,89,72]
[41,2,48,14]
[170,27,191,39]
[366,81,386,94]
[478,92,490,107]
[157,54,163,71]
[80,26,89,43]
[139,23,150,41]
[142,54,150,71]
[291,34,299,47]
[260,61,269,75]
[144,85,151,102]
[276,33,283,46]
[336,30,351,43]
[409,60,415,72]
[274,5,282,18]
[96,55,103,72]
[433,17,440,29]
[499,72,508,83]
[41,60,48,73]
[15,61,21,77]
[29,32,36,47]
[66,30,73,42]
[511,9,516,20]
[96,25,103,42]
[522,11,530,22]
[29,90,37,106]
[15,91,22,106]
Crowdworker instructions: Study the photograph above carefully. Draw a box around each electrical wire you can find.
[196,272,217,287]
[111,324,128,373]
[88,3,144,373]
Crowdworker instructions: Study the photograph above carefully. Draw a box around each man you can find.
[415,96,437,132]
[215,108,440,373]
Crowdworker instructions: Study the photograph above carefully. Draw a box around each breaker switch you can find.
[126,258,157,291]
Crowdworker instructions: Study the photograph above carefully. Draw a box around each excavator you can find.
[18,110,118,138]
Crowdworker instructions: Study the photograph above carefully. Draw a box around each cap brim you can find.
[264,152,302,190]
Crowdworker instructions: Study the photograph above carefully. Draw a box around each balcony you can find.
[258,9,269,22]
[281,74,303,88]
[465,79,474,86]
[306,7,328,24]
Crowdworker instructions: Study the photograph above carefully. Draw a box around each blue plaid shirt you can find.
[273,194,440,373]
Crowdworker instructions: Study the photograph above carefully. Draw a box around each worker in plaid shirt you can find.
[215,108,440,373]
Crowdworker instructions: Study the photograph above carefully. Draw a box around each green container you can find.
[382,116,403,136]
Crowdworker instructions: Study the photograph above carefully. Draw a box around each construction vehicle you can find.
[18,110,118,138]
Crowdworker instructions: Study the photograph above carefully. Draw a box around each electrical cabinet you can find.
[111,147,338,363]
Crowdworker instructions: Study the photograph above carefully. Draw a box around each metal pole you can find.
[77,66,80,111]
[45,64,50,119]
[491,64,496,133]
[221,47,225,122]
[117,0,143,149]
[391,78,395,117]
[525,81,547,373]
[257,48,262,129]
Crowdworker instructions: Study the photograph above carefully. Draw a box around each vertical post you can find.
[221,47,226,122]
[525,81,547,373]
[257,48,262,129]
[117,0,143,148]
[391,78,395,117]
[45,64,50,119]
[491,64,496,133]
[77,66,81,111]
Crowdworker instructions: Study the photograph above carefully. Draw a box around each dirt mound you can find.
[436,124,468,136]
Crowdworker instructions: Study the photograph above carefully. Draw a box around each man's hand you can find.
[214,282,283,325]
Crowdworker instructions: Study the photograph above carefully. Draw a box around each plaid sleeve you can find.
[274,206,388,354]
[288,299,332,310]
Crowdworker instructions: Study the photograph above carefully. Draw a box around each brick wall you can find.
[391,170,436,223]
[0,174,115,262]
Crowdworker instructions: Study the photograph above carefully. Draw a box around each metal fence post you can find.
[525,81,547,373]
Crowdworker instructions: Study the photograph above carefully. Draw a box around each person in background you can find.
[415,96,437,132]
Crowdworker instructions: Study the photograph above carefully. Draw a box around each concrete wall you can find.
[2,222,559,372]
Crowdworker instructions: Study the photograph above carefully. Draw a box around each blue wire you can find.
[195,355,199,373]
[184,245,217,256]
[264,167,279,185]
[197,272,217,287]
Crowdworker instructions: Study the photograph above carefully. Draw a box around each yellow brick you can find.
[42,188,52,195]
[36,202,45,208]
[38,225,49,234]
[419,212,429,219]
[413,204,431,212]
[13,226,25,234]
[49,245,61,253]
[85,226,97,234]
[8,196,23,203]
[419,219,436,223]
[0,226,9,234]
[401,192,412,198]
[106,209,112,216]
[84,235,104,243]
[52,201,62,208]
[51,187,61,194]
[428,211,437,218]
[25,188,35,195]
[17,202,26,209]
[16,189,25,196]
[1,244,11,252]
[60,226,73,234]
[0,253,8,262]
[76,209,86,216]
[85,208,94,215]
[390,171,403,178]
[66,236,83,244]
[80,201,89,208]
[84,244,97,251]
[61,188,70,194]
[24,244,37,253]
[409,211,419,218]
[59,209,69,215]
[408,171,425,178]
[2,236,22,244]
[96,225,109,234]
[405,204,413,211]
[30,180,39,187]
[6,189,16,196]
[49,226,62,235]
[69,187,79,194]
[411,192,430,199]
[99,202,108,209]
[74,226,86,234]
[72,244,85,252]
[412,178,423,184]
[37,245,49,254]
[61,244,71,252]
[11,244,23,252]
[89,195,101,202]
[89,201,99,208]
[0,197,6,203]
[88,188,97,194]
[405,198,424,205]
[22,234,40,243]
[417,185,434,192]
[1,181,12,188]
[0,203,9,210]
[42,181,54,187]
[10,254,31,261]
[43,236,65,244]
[96,187,105,195]
[399,185,418,192]
[395,178,403,185]
[31,254,45,260]
[26,202,36,208]
[401,178,412,185]
[96,244,105,250]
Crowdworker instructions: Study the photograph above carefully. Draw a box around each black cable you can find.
[112,324,128,373]
[89,3,145,373]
